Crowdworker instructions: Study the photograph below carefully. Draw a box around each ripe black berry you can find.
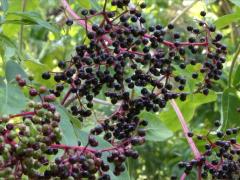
[42,72,51,80]
[200,11,206,17]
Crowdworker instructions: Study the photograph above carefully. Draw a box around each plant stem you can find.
[9,111,35,119]
[61,88,72,105]
[228,44,240,87]
[163,0,199,31]
[51,144,97,153]
[19,0,27,54]
[180,173,187,180]
[170,100,201,159]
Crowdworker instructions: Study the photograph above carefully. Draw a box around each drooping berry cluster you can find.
[41,0,226,178]
[177,121,240,179]
[1,75,144,179]
[0,0,228,179]
[43,0,226,144]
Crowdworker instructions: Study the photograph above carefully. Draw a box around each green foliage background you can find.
[0,0,240,179]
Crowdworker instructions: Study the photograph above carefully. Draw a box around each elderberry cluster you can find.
[0,0,228,179]
[41,0,226,178]
[177,121,240,179]
[0,75,61,179]
[43,0,226,140]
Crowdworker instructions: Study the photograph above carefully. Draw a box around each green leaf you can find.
[205,0,217,4]
[160,92,217,131]
[0,82,28,116]
[233,65,240,87]
[1,0,8,12]
[3,19,36,25]
[139,112,173,141]
[90,0,101,10]
[23,60,54,87]
[229,0,240,6]
[0,33,23,60]
[221,88,240,130]
[56,104,79,146]
[214,13,240,29]
[5,60,27,82]
[7,11,59,33]
[0,33,17,49]
[74,0,91,8]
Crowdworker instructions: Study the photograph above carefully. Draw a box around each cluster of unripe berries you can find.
[0,75,61,178]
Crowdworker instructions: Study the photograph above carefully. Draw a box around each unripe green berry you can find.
[28,101,35,108]
[24,119,32,126]
[0,125,5,133]
[1,115,9,122]
[32,116,41,123]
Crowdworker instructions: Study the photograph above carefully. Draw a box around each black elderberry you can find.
[214,120,221,127]
[42,72,51,80]
[200,11,206,17]
[187,26,193,32]
[187,131,194,137]
[203,88,209,95]
[179,63,186,69]
[217,131,224,138]
[192,73,198,79]
[81,9,88,16]
[65,19,73,26]
[140,2,147,9]
[89,9,97,15]
[167,23,174,30]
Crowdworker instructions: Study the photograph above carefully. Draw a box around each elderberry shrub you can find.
[177,121,240,179]
[41,0,226,178]
[0,0,227,179]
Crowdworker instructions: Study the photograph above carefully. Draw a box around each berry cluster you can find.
[43,0,226,178]
[177,121,240,179]
[0,75,60,178]
[43,0,226,142]
[0,0,227,179]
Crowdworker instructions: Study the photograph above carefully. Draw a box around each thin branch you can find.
[64,94,120,107]
[180,173,187,180]
[163,0,199,31]
[170,100,201,159]
[228,44,240,88]
[103,0,108,13]
[61,0,93,31]
[19,0,27,53]
[61,88,72,105]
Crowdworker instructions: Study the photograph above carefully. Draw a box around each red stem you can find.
[51,144,97,153]
[180,173,187,180]
[61,88,72,105]
[9,111,35,119]
[51,138,130,153]
[170,100,201,159]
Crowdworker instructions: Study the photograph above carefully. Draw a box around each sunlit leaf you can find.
[221,88,240,130]
[0,82,28,116]
[7,11,59,33]
[1,0,8,12]
[215,13,240,29]
[160,92,217,131]
[139,112,173,141]
[5,60,27,82]
[229,0,240,6]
